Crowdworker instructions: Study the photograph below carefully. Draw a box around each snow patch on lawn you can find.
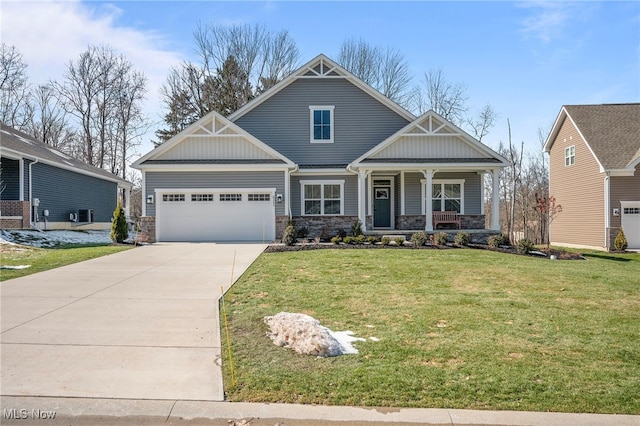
[264,312,368,357]
[0,229,112,248]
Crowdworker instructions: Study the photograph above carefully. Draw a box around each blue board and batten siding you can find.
[145,171,286,216]
[0,157,20,200]
[29,161,118,222]
[234,78,410,165]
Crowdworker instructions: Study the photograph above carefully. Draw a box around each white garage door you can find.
[156,189,275,242]
[621,201,640,249]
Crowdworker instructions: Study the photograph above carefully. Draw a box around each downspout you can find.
[604,173,610,249]
[286,165,298,219]
[28,157,39,228]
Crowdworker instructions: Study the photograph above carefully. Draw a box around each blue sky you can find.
[3,1,639,160]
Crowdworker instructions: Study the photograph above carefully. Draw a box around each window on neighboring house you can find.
[565,145,575,166]
[309,106,334,143]
[423,180,465,214]
[301,180,344,215]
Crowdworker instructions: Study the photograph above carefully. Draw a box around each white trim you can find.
[372,176,395,229]
[400,171,406,215]
[491,169,500,231]
[134,164,291,172]
[299,179,345,216]
[309,105,335,144]
[421,179,465,215]
[604,175,610,248]
[292,168,349,175]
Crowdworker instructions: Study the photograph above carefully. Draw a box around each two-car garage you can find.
[155,188,276,242]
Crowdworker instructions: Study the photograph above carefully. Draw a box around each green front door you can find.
[373,186,391,228]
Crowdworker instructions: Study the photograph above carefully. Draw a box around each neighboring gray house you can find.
[0,124,132,230]
[133,54,507,242]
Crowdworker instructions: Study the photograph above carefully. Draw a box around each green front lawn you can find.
[221,248,640,414]
[0,244,133,281]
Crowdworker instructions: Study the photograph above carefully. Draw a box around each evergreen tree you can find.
[110,200,128,243]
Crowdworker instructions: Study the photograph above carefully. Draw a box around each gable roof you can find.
[543,103,640,171]
[351,110,508,169]
[227,54,416,124]
[132,109,295,169]
[0,124,131,187]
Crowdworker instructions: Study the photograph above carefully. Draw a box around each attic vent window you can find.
[309,106,334,143]
[565,145,575,166]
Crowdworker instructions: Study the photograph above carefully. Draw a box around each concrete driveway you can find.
[0,243,265,401]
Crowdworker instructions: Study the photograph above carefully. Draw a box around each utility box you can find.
[78,209,94,223]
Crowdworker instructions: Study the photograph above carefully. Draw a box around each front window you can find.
[301,180,344,215]
[309,106,334,143]
[423,180,465,214]
[565,145,575,166]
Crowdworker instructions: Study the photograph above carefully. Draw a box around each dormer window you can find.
[310,106,334,143]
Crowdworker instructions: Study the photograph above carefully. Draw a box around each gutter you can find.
[604,173,611,249]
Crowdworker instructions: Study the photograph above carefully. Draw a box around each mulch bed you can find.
[264,241,585,259]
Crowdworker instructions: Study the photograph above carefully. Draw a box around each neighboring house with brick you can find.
[133,54,508,242]
[0,124,132,230]
[543,103,640,250]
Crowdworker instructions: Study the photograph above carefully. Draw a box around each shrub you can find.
[110,200,128,243]
[394,237,405,246]
[517,238,534,254]
[432,232,448,245]
[351,219,363,237]
[282,224,297,246]
[454,232,471,246]
[614,228,628,251]
[343,236,355,245]
[366,235,378,244]
[488,234,508,248]
[331,236,342,244]
[381,236,391,246]
[410,231,428,247]
[336,228,347,239]
[354,234,366,244]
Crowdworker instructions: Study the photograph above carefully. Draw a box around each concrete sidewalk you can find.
[1,243,266,401]
[1,396,638,425]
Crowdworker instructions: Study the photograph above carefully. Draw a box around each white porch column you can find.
[423,170,434,231]
[284,169,290,217]
[491,169,500,231]
[358,169,368,231]
[480,172,485,215]
[141,171,147,217]
[124,187,131,217]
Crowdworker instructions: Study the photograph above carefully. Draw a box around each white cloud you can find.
[519,1,571,43]
[1,0,184,153]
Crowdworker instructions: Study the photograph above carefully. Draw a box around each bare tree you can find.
[55,45,147,176]
[421,68,468,125]
[28,83,76,151]
[338,38,412,105]
[0,44,33,129]
[467,104,497,142]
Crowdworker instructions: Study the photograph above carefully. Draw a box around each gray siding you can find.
[145,170,286,216]
[31,162,118,222]
[290,174,358,216]
[0,157,20,200]
[403,172,482,215]
[234,78,410,165]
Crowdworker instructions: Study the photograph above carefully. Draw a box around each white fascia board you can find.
[135,163,292,173]
[292,168,350,176]
[352,162,506,172]
[1,148,131,188]
[543,107,566,153]
[155,187,277,194]
[0,147,24,160]
[606,169,636,177]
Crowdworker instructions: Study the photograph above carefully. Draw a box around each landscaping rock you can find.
[263,312,364,357]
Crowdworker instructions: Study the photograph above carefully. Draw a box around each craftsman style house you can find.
[543,103,640,250]
[133,55,508,242]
